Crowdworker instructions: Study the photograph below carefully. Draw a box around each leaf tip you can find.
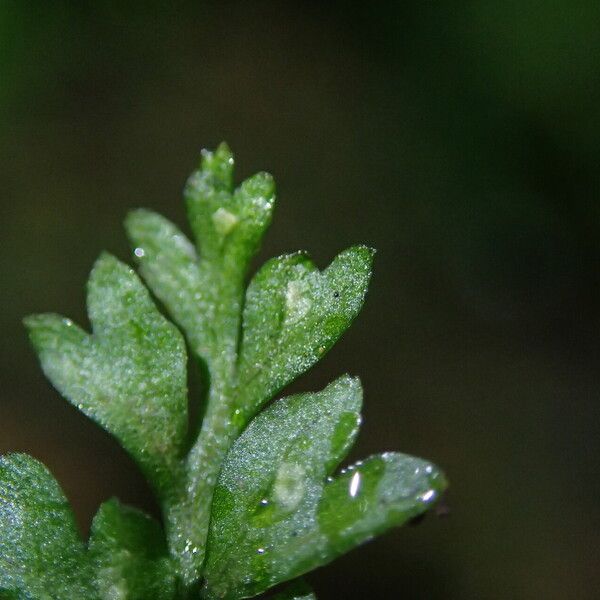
[124,209,157,257]
[200,142,235,189]
[23,313,79,345]
[242,170,275,195]
[89,252,139,288]
[91,250,121,275]
[23,313,42,331]
[124,207,149,231]
[23,313,47,344]
[352,243,376,264]
[329,373,363,395]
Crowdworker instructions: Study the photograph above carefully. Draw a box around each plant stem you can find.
[167,264,245,588]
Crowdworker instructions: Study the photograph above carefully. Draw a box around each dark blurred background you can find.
[2,1,599,598]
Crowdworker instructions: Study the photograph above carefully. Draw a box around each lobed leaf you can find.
[24,253,188,499]
[237,246,374,421]
[184,142,275,275]
[89,499,176,600]
[0,454,93,599]
[125,209,209,357]
[203,377,445,599]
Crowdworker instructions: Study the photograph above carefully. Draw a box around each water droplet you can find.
[349,471,361,498]
[134,247,145,258]
[419,489,436,503]
[259,498,269,506]
[256,547,266,555]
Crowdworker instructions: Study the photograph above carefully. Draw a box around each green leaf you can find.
[125,209,209,358]
[89,499,176,600]
[237,246,374,421]
[317,452,445,551]
[24,253,188,499]
[270,580,316,600]
[204,376,444,599]
[184,142,275,274]
[0,454,93,599]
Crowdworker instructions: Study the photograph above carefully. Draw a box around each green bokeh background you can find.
[1,2,599,598]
